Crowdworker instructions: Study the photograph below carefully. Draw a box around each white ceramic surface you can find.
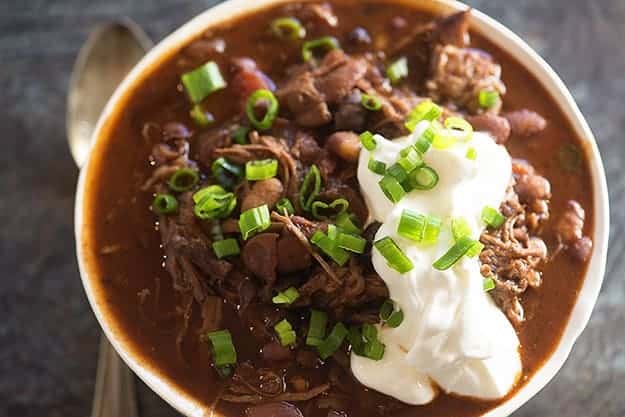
[74,1,610,416]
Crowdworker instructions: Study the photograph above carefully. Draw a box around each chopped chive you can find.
[481,206,505,229]
[386,56,408,84]
[181,61,226,104]
[152,193,178,215]
[374,237,413,273]
[212,238,240,259]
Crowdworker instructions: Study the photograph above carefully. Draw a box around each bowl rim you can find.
[74,0,610,416]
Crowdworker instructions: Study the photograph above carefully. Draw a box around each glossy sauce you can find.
[81,1,594,416]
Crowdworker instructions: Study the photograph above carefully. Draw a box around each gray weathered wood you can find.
[0,1,622,416]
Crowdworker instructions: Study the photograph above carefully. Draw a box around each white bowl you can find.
[74,0,610,416]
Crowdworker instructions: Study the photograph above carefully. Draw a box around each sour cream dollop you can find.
[351,122,521,404]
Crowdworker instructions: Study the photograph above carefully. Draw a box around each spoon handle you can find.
[91,335,139,417]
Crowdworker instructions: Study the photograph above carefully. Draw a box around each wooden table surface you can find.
[1,1,623,416]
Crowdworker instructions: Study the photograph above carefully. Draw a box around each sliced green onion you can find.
[239,204,271,240]
[152,194,178,215]
[361,94,382,111]
[306,310,328,347]
[374,237,413,273]
[368,159,387,175]
[302,36,340,61]
[387,163,408,183]
[478,90,500,109]
[232,126,250,145]
[274,319,297,346]
[397,210,426,242]
[559,143,582,172]
[466,147,477,160]
[190,105,214,127]
[270,16,306,40]
[336,232,367,254]
[311,230,350,266]
[362,323,377,342]
[245,158,279,181]
[433,235,476,271]
[193,185,237,220]
[451,217,472,241]
[444,116,474,142]
[326,224,339,241]
[397,148,424,173]
[311,198,349,220]
[405,100,442,132]
[363,339,385,360]
[335,212,362,235]
[272,287,300,305]
[212,157,243,189]
[414,123,438,153]
[408,166,439,191]
[423,215,442,244]
[381,303,404,327]
[168,168,199,192]
[212,238,240,259]
[386,56,408,84]
[379,300,394,321]
[347,325,365,355]
[182,61,226,104]
[386,309,404,328]
[359,131,377,151]
[276,198,295,215]
[481,206,505,229]
[467,240,484,258]
[317,322,348,359]
[246,89,279,130]
[206,329,237,366]
[215,365,233,378]
[299,165,321,211]
[379,175,406,203]
[483,277,496,292]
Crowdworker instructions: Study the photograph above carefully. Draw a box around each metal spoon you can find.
[66,19,152,417]
[67,19,152,167]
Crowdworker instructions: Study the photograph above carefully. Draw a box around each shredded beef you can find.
[427,45,506,114]
[479,161,551,325]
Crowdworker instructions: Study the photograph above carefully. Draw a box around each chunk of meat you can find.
[325,131,361,163]
[276,71,332,127]
[242,233,279,284]
[334,90,367,131]
[555,200,585,244]
[467,113,511,144]
[276,50,369,128]
[426,45,506,114]
[505,110,547,138]
[277,230,313,274]
[194,123,238,168]
[297,3,338,27]
[490,279,524,326]
[241,178,284,212]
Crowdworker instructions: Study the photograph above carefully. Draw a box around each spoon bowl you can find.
[67,19,152,167]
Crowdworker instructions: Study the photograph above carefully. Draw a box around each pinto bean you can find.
[514,173,551,203]
[242,233,279,284]
[467,113,511,144]
[241,178,284,212]
[325,131,362,163]
[570,236,593,262]
[555,200,585,244]
[505,109,547,137]
[277,231,312,274]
